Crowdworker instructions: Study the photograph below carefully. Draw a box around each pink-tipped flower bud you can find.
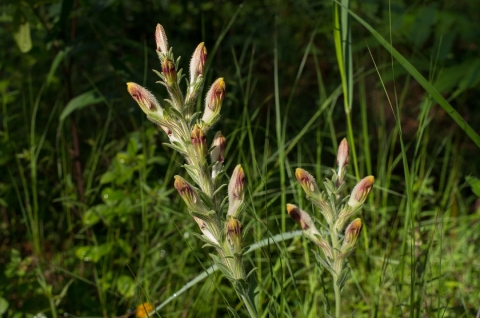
[295,168,320,198]
[126,82,162,115]
[202,78,225,125]
[162,58,177,86]
[337,138,349,181]
[341,218,362,252]
[286,204,332,258]
[193,216,219,245]
[348,176,375,209]
[190,42,207,84]
[155,24,169,54]
[211,131,226,180]
[226,217,243,253]
[286,204,316,232]
[174,176,208,213]
[227,165,245,217]
[211,131,226,164]
[190,124,207,160]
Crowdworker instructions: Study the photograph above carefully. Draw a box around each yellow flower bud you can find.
[190,124,207,160]
[174,176,208,213]
[341,218,362,253]
[162,57,177,86]
[295,168,320,197]
[286,204,315,231]
[226,217,243,253]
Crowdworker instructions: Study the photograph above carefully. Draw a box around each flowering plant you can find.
[287,138,374,317]
[127,24,257,317]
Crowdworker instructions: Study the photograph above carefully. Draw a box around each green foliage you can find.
[0,0,479,317]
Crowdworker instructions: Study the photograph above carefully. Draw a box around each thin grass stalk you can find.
[333,2,360,181]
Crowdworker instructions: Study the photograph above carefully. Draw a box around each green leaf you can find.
[0,297,9,315]
[116,239,132,256]
[60,90,103,121]
[100,171,115,184]
[83,207,100,226]
[116,275,135,298]
[75,243,113,263]
[46,47,72,87]
[115,198,133,217]
[101,188,124,206]
[127,138,139,156]
[13,22,32,53]
[466,176,480,198]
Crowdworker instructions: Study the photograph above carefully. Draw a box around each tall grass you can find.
[1,1,479,317]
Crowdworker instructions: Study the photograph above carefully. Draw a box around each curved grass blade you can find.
[336,1,480,148]
[151,231,302,314]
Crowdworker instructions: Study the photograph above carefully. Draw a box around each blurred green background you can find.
[1,0,480,317]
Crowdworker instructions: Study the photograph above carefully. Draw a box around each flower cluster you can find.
[287,138,375,317]
[127,24,257,317]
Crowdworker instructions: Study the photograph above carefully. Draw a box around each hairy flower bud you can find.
[174,176,208,213]
[126,82,162,115]
[227,165,245,217]
[226,217,243,253]
[155,24,168,54]
[202,78,225,125]
[190,42,207,84]
[341,218,362,253]
[348,176,375,209]
[337,138,349,182]
[162,58,177,86]
[286,204,316,232]
[193,216,219,245]
[211,131,226,180]
[190,124,207,161]
[295,168,320,198]
[286,204,332,258]
[211,131,226,163]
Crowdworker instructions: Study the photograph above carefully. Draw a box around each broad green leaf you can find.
[101,188,124,206]
[115,198,133,217]
[100,171,115,184]
[127,138,139,156]
[13,22,32,53]
[75,243,112,263]
[116,238,132,256]
[83,207,101,226]
[0,297,8,315]
[60,90,103,122]
[466,176,480,198]
[116,275,135,298]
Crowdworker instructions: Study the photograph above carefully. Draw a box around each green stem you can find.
[330,207,341,317]
[240,292,258,318]
[333,276,341,318]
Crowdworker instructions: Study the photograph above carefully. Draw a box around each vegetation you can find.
[1,0,480,317]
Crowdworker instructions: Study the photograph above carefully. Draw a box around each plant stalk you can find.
[240,292,258,318]
[333,276,341,318]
